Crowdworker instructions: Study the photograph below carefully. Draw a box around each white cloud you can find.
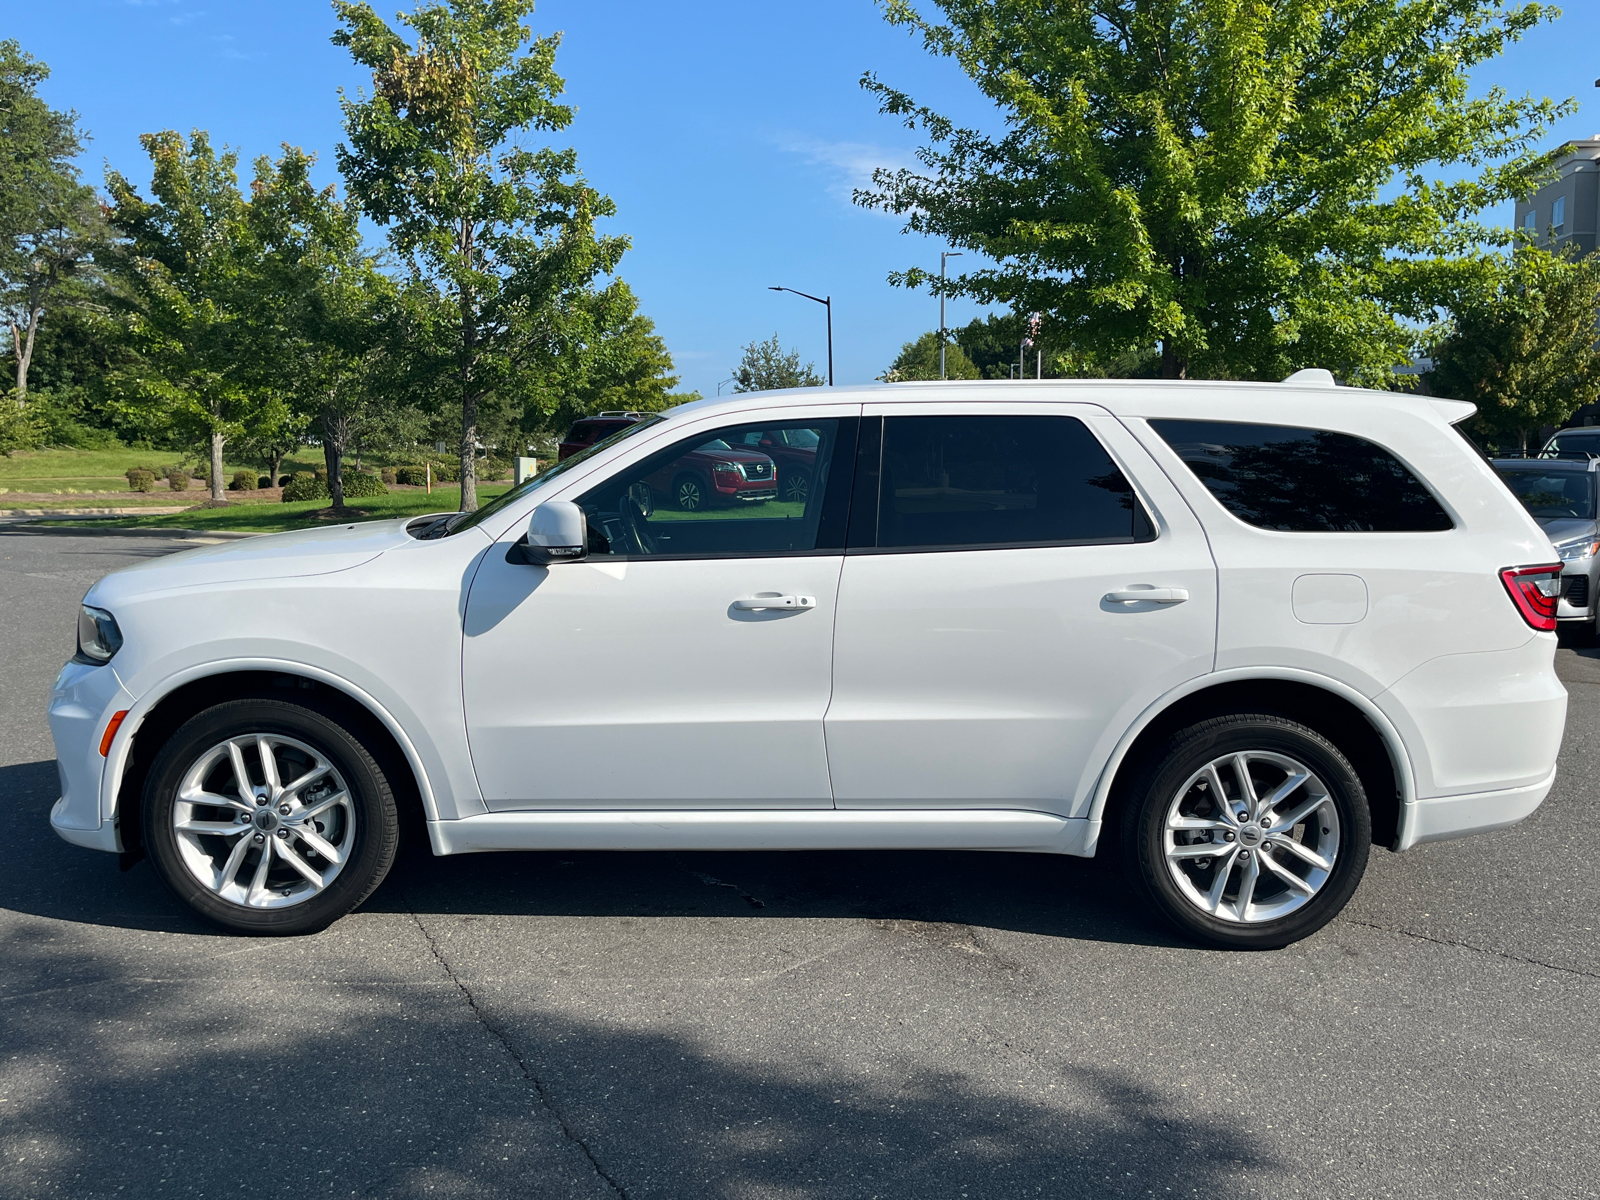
[777,136,919,203]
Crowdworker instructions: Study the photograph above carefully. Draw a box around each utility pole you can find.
[769,287,833,386]
[940,251,963,379]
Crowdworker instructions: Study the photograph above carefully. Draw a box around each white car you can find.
[48,374,1567,948]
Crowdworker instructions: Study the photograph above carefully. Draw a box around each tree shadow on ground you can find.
[1,760,1183,949]
[0,913,1279,1200]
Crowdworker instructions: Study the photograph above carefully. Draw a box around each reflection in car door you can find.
[460,409,859,811]
[824,402,1218,818]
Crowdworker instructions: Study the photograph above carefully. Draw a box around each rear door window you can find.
[858,414,1154,551]
[1149,419,1453,532]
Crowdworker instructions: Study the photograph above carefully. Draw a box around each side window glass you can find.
[873,415,1154,550]
[576,419,848,557]
[1149,419,1453,532]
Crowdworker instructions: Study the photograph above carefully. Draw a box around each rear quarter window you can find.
[1149,419,1453,532]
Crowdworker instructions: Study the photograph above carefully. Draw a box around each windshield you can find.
[419,416,666,539]
[1542,433,1600,460]
[1495,467,1597,520]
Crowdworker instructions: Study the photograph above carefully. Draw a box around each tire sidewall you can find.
[1125,716,1372,950]
[141,698,398,935]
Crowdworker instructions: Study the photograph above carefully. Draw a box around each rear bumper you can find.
[1396,766,1556,850]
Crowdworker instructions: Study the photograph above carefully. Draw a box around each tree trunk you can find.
[209,431,226,503]
[323,408,350,511]
[269,450,284,489]
[1160,338,1188,380]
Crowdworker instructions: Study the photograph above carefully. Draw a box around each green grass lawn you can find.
[31,484,512,533]
[0,446,330,494]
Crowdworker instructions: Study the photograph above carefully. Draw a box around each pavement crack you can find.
[403,906,631,1199]
[1342,919,1600,980]
[682,863,766,908]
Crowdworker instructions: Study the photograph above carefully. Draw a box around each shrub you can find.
[126,468,156,493]
[281,472,330,503]
[341,470,388,498]
[229,470,257,491]
[380,467,396,485]
[394,465,428,486]
[480,454,510,481]
[165,468,189,491]
[258,476,273,489]
[427,458,460,482]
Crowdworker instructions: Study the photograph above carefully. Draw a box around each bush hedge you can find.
[229,470,257,491]
[394,465,428,486]
[341,470,388,498]
[126,468,156,493]
[280,472,330,503]
[380,467,396,485]
[165,468,189,492]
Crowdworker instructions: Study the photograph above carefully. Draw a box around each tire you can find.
[781,467,810,505]
[673,472,705,512]
[1121,714,1371,950]
[141,697,400,935]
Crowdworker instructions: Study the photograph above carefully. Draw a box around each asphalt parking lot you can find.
[1,528,1597,1200]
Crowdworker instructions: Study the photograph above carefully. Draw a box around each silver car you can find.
[1493,456,1600,637]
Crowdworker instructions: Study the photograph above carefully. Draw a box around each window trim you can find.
[843,413,1160,555]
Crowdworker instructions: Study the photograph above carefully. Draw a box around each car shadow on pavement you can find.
[0,912,1277,1200]
[0,758,1185,949]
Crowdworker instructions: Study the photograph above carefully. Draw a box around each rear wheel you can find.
[141,698,399,935]
[781,467,810,505]
[1121,714,1370,949]
[673,472,705,512]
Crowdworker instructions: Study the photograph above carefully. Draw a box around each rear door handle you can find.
[733,595,817,610]
[1105,587,1189,605]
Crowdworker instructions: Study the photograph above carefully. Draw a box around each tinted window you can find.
[1496,467,1597,519]
[1150,420,1452,532]
[869,415,1153,550]
[576,419,851,557]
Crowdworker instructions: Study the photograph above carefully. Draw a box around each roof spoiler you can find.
[1428,398,1477,425]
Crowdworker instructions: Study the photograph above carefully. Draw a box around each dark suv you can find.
[558,412,651,461]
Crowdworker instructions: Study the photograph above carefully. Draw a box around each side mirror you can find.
[515,500,587,565]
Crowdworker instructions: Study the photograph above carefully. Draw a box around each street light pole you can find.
[940,251,963,379]
[769,287,833,386]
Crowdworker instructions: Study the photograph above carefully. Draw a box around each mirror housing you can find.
[515,500,587,565]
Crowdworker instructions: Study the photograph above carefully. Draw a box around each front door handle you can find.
[1105,586,1189,605]
[733,595,817,611]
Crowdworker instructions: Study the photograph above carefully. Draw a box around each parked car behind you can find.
[557,411,651,461]
[1493,456,1600,637]
[1539,427,1600,459]
[50,374,1567,950]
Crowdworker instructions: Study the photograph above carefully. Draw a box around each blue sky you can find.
[7,1,1600,397]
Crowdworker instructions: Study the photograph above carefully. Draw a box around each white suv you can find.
[48,376,1567,948]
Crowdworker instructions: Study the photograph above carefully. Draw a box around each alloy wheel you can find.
[170,734,356,910]
[1162,750,1340,924]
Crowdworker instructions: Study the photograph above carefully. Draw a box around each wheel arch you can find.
[107,663,436,864]
[1088,671,1414,858]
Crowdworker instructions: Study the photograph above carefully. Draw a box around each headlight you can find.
[1556,540,1600,562]
[74,605,123,664]
[710,460,747,479]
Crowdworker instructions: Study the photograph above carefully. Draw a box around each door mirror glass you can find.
[517,500,588,565]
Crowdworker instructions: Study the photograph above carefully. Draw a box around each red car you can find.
[557,412,650,461]
[720,426,821,504]
[645,438,777,510]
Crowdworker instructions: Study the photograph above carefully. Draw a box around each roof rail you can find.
[1282,368,1336,386]
[594,410,649,419]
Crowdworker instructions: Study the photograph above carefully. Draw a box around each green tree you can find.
[731,333,823,392]
[531,279,696,437]
[955,312,1159,379]
[0,40,108,403]
[106,131,276,502]
[858,0,1570,384]
[333,0,627,511]
[880,329,981,380]
[1428,247,1600,454]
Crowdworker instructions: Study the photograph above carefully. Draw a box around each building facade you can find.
[1514,138,1600,255]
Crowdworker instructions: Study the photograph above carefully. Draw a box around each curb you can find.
[0,522,261,540]
[0,507,192,518]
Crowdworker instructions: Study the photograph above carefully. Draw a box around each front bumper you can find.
[1558,565,1595,620]
[47,659,135,854]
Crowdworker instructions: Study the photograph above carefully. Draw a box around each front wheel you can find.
[141,698,400,935]
[1121,714,1371,949]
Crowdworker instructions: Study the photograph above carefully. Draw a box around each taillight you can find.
[1500,564,1563,631]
